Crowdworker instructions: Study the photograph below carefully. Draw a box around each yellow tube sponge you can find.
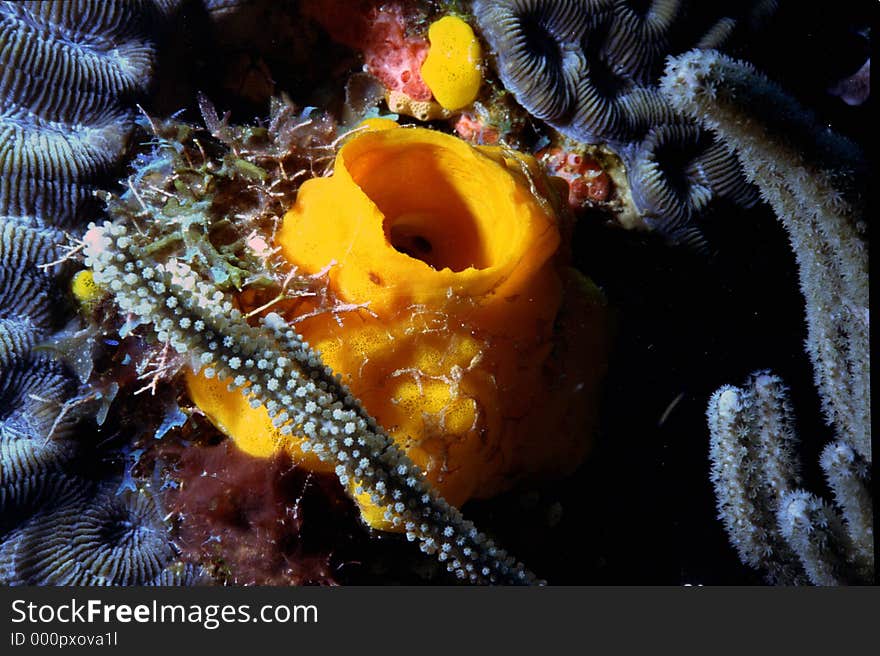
[187,125,608,531]
[420,16,482,111]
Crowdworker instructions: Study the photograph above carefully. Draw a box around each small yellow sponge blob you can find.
[71,270,103,305]
[420,16,482,111]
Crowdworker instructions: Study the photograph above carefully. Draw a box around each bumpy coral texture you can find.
[188,123,607,529]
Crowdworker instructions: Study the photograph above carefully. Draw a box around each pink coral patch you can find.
[302,0,432,101]
[538,147,611,209]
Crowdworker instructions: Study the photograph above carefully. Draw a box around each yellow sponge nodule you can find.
[420,16,482,111]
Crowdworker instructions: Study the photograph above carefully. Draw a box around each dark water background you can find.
[449,1,873,585]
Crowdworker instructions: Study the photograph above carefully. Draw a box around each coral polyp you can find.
[629,123,758,240]
[0,355,83,530]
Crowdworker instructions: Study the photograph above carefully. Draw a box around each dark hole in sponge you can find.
[383,208,487,273]
[390,229,433,260]
[352,146,490,273]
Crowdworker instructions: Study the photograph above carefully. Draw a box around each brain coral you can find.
[0,486,177,585]
[0,0,162,226]
[0,222,61,368]
[0,355,85,531]
[0,0,184,585]
[472,0,771,242]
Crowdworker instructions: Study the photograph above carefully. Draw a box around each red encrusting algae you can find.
[163,438,358,585]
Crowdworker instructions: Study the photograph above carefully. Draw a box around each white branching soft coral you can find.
[707,374,872,584]
[670,49,872,584]
[83,219,539,585]
[662,49,869,461]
